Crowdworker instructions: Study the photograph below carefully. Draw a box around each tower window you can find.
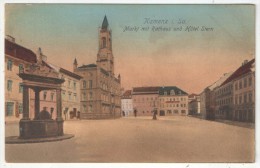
[102,37,106,48]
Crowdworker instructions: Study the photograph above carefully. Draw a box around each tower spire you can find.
[101,15,109,29]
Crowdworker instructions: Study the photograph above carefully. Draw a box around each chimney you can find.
[242,60,248,66]
[6,35,15,43]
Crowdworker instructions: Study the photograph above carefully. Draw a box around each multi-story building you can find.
[200,72,233,120]
[121,90,133,117]
[74,16,121,119]
[132,86,160,116]
[158,86,188,116]
[5,36,37,121]
[28,48,82,120]
[232,59,255,122]
[188,94,200,115]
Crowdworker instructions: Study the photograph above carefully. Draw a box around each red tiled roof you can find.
[188,93,198,98]
[5,39,37,63]
[122,90,132,99]
[133,86,160,93]
[221,59,255,86]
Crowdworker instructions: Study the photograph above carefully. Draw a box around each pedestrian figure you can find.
[122,111,125,117]
[77,111,80,120]
[134,109,137,117]
[153,109,157,120]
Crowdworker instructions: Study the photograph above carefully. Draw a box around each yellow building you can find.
[74,16,121,119]
[158,86,188,116]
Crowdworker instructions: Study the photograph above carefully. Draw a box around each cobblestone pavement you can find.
[5,116,254,163]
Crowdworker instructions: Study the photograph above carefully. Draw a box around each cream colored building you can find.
[5,36,37,121]
[74,16,121,119]
[121,90,133,117]
[158,86,188,116]
[232,59,255,122]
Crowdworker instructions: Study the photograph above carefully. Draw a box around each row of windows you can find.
[165,110,186,114]
[160,103,187,108]
[6,59,24,73]
[62,91,77,101]
[235,76,253,90]
[62,76,77,90]
[133,97,158,102]
[163,90,183,96]
[216,97,233,106]
[160,97,187,102]
[235,92,253,105]
[215,84,232,97]
[6,102,23,116]
[82,92,93,101]
[82,80,93,89]
[6,80,23,93]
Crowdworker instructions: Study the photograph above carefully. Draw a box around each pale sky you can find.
[5,4,255,94]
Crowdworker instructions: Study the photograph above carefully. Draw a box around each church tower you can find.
[96,16,114,76]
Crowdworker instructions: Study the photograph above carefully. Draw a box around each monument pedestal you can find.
[19,119,64,139]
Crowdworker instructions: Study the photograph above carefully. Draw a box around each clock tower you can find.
[97,15,114,76]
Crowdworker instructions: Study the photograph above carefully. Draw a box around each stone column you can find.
[56,88,62,121]
[34,88,40,119]
[22,85,30,120]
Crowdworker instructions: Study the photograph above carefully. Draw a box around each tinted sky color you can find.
[5,4,255,93]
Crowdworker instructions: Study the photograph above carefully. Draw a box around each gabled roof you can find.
[188,93,198,98]
[101,15,109,29]
[122,90,132,99]
[159,86,188,95]
[78,64,97,69]
[221,59,255,86]
[5,39,37,63]
[133,86,160,93]
[208,71,233,90]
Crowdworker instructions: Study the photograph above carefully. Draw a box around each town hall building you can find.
[74,16,121,119]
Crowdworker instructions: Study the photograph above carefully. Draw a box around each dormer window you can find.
[170,89,175,95]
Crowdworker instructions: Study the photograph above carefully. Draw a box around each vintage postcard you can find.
[3,3,256,166]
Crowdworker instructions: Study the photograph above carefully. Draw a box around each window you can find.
[239,95,242,104]
[170,90,175,95]
[18,64,24,73]
[43,92,47,100]
[89,80,92,89]
[89,92,93,100]
[6,102,14,116]
[249,77,252,86]
[244,78,247,88]
[244,93,247,103]
[249,92,253,102]
[19,83,23,93]
[164,91,167,95]
[239,81,242,89]
[235,83,238,90]
[83,104,87,112]
[62,91,66,99]
[69,93,72,100]
[18,103,23,114]
[235,96,238,105]
[51,93,54,101]
[68,80,71,88]
[74,93,77,101]
[7,80,13,92]
[73,82,76,90]
[88,105,93,112]
[83,80,86,88]
[102,37,106,48]
[7,59,13,71]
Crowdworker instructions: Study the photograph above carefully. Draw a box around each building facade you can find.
[229,59,255,122]
[121,90,133,117]
[188,94,200,115]
[74,16,121,119]
[158,86,188,116]
[132,87,160,116]
[5,37,37,121]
